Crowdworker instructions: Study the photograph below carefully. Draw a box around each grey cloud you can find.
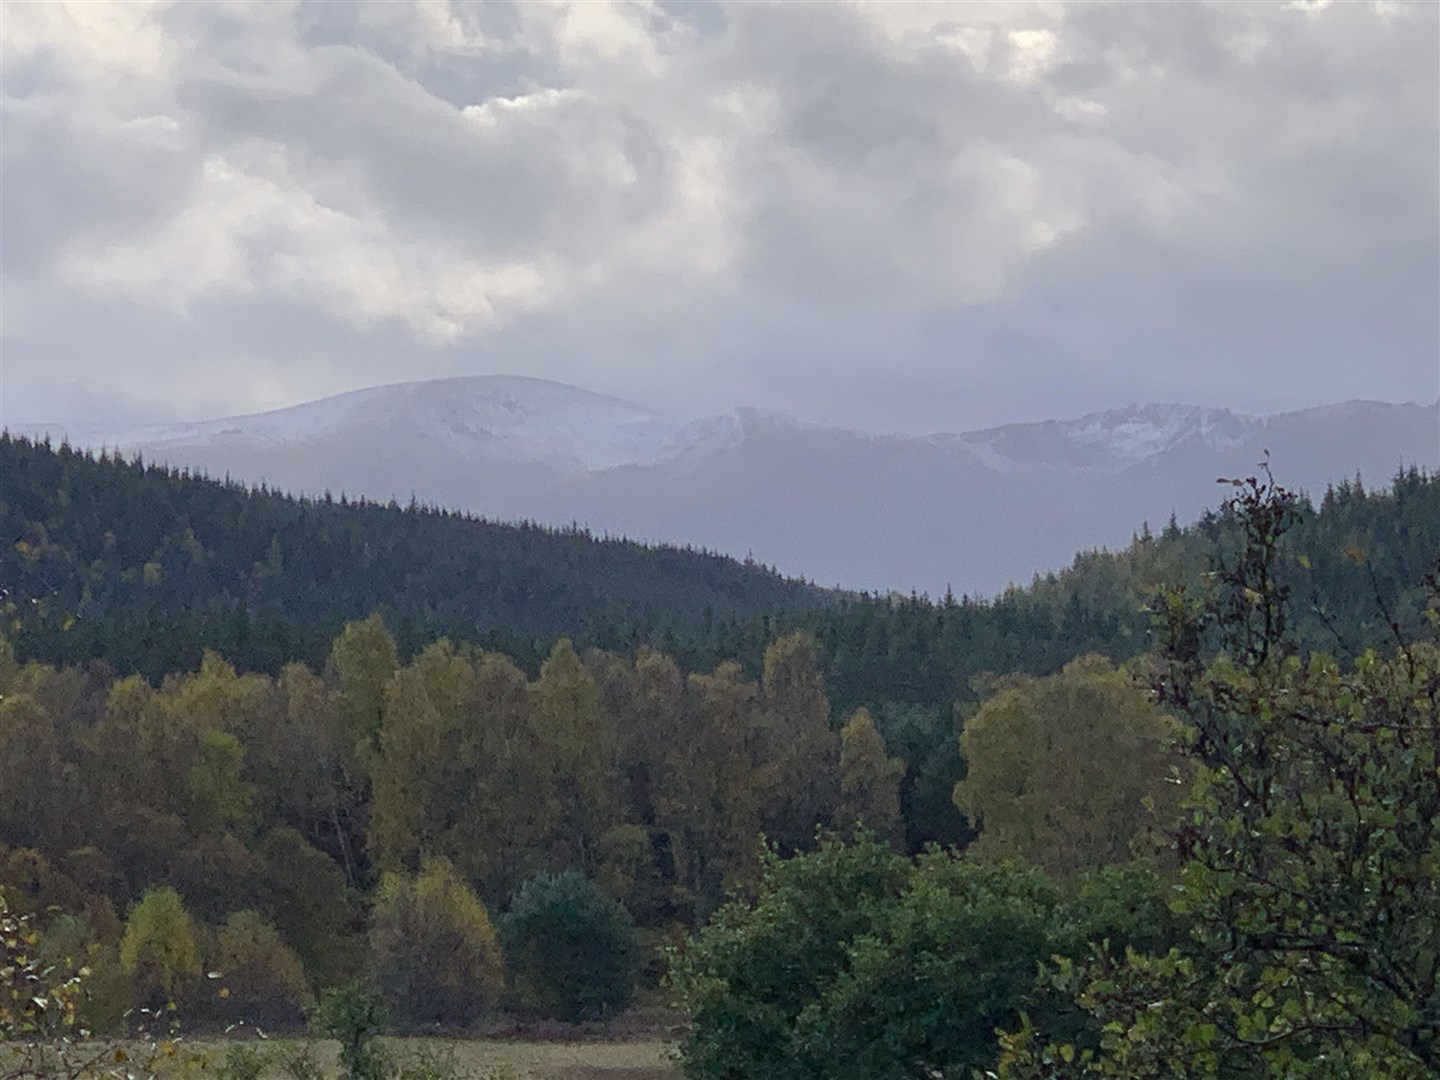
[0,0,1434,434]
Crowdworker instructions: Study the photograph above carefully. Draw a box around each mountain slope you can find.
[16,378,1438,595]
[0,433,832,677]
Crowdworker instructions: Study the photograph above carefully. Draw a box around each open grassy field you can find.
[0,1037,680,1080]
[181,1037,681,1079]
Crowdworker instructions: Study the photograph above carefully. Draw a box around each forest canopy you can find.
[2,432,1437,1075]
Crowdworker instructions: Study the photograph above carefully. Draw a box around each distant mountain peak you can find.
[959,402,1259,471]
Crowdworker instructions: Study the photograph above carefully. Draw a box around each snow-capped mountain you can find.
[958,404,1259,471]
[15,379,1437,595]
[39,376,743,472]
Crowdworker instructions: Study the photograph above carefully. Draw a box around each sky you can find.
[2,0,1437,436]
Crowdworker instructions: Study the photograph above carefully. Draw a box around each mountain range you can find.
[16,377,1438,595]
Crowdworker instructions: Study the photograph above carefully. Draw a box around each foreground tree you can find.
[998,473,1440,1077]
[670,834,910,1079]
[671,834,1172,1079]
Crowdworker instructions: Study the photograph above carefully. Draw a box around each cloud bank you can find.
[3,0,1436,432]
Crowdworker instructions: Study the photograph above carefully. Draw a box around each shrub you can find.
[369,859,504,1030]
[669,833,909,1079]
[500,869,639,1022]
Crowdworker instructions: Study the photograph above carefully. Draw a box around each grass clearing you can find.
[182,1037,680,1079]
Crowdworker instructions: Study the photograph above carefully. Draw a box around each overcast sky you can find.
[2,0,1436,435]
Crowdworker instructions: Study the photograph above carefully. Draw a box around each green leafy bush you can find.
[669,833,910,1078]
[671,835,1173,1079]
[313,981,388,1080]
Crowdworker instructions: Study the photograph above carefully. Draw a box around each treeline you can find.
[6,435,1436,702]
[0,431,833,677]
[0,618,908,1032]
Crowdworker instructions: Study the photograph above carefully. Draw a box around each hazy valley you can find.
[20,376,1438,595]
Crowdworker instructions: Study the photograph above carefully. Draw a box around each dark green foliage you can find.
[791,856,1065,1080]
[671,835,1175,1079]
[312,981,388,1080]
[669,834,912,1079]
[500,870,639,1022]
[0,433,832,680]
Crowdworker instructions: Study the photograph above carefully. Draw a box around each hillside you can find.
[20,376,1438,596]
[5,428,1434,853]
[0,433,834,677]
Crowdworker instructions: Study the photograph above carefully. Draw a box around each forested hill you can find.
[1,432,1435,857]
[748,465,1440,719]
[4,433,1436,697]
[0,433,834,675]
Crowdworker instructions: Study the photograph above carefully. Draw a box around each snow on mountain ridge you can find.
[959,403,1260,470]
[15,381,1411,479]
[20,375,731,473]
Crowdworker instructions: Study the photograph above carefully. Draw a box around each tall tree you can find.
[678,661,769,912]
[328,613,399,761]
[370,640,481,876]
[760,632,839,853]
[120,886,201,1011]
[529,639,622,876]
[837,707,905,848]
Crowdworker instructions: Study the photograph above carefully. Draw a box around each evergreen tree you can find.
[500,870,639,1022]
